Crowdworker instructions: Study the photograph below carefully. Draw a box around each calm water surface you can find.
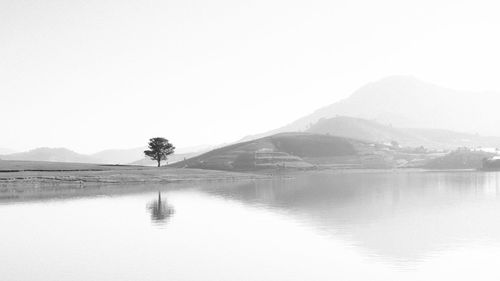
[2,171,500,281]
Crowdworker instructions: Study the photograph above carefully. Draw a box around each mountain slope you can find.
[307,116,411,144]
[306,116,500,149]
[0,148,100,163]
[247,76,500,140]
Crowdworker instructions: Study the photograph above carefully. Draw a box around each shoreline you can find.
[0,164,488,186]
[1,161,494,202]
[0,164,268,201]
[0,168,265,185]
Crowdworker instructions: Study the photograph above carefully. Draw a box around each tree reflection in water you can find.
[147,192,175,224]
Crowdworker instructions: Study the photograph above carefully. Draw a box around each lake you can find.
[1,171,500,281]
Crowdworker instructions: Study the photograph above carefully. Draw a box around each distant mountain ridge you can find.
[0,148,99,163]
[91,147,146,164]
[245,76,500,141]
[0,148,16,155]
[0,145,214,165]
[307,116,500,149]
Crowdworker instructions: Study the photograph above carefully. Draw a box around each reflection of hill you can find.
[200,172,500,262]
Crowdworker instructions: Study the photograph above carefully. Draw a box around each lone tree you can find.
[144,137,175,167]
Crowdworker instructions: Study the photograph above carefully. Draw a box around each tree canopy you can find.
[144,137,175,167]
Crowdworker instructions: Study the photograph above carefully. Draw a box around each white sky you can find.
[1,0,500,153]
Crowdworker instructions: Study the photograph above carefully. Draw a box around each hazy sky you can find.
[2,0,500,153]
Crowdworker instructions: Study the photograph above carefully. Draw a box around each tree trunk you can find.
[157,159,161,167]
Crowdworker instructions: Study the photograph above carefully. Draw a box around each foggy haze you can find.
[4,1,500,280]
[2,0,500,153]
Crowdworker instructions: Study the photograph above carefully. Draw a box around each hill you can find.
[91,147,146,164]
[171,132,403,171]
[306,116,500,149]
[0,148,100,164]
[424,150,495,170]
[244,76,500,142]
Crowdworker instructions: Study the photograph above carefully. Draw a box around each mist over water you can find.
[2,171,500,280]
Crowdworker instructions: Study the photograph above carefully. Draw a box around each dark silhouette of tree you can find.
[147,192,175,224]
[144,137,175,167]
